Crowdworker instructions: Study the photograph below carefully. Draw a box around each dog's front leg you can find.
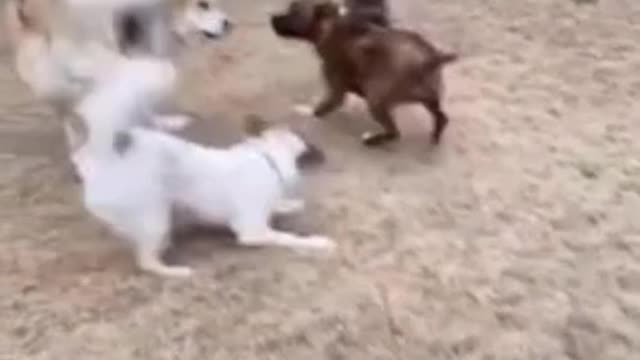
[293,89,346,118]
[312,88,347,118]
[272,199,305,215]
[294,70,346,118]
[362,98,400,146]
[236,227,335,251]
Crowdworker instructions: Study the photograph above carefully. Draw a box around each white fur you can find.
[72,64,335,277]
[4,0,231,160]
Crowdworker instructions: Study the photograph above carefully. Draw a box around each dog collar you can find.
[258,151,285,186]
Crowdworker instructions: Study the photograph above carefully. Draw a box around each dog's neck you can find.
[246,138,299,189]
[313,17,370,57]
[258,150,286,187]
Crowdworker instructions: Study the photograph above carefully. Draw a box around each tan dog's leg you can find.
[58,108,83,182]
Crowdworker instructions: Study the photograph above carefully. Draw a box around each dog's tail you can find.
[6,0,33,30]
[421,51,458,73]
[423,51,458,73]
[16,0,31,27]
[5,0,33,43]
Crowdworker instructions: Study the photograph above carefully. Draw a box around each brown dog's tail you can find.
[424,51,458,72]
[438,52,459,65]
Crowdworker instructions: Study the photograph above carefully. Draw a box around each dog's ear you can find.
[244,114,270,136]
[312,2,340,21]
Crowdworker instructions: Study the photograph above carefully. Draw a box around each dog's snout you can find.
[270,15,280,28]
[223,19,233,32]
[297,141,326,168]
[270,15,289,35]
[202,19,232,39]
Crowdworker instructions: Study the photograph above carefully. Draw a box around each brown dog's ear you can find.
[312,2,340,21]
[244,114,270,136]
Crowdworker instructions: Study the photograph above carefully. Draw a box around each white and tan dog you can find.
[72,60,335,277]
[3,0,232,164]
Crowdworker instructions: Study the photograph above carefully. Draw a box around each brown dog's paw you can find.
[361,131,398,146]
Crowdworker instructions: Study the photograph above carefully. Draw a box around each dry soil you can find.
[1,0,640,359]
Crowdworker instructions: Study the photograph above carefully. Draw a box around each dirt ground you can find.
[1,0,640,359]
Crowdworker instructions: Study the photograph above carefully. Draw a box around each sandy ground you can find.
[1,0,640,359]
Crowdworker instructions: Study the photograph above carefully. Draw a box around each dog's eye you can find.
[197,1,210,10]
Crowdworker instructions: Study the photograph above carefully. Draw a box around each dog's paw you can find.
[292,104,316,117]
[304,236,337,250]
[153,115,193,131]
[142,264,194,278]
[274,199,305,215]
[164,266,194,278]
[361,131,398,147]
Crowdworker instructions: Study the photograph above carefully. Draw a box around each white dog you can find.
[3,0,232,164]
[72,62,335,277]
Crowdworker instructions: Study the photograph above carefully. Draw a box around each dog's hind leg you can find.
[131,216,193,278]
[86,198,192,277]
[362,102,400,146]
[135,241,193,278]
[422,98,449,144]
[58,108,83,182]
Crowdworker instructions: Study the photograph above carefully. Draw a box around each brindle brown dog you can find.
[271,0,457,146]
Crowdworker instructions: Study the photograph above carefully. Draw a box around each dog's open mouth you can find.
[201,19,233,40]
[202,30,220,39]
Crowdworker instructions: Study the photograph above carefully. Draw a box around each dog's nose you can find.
[203,30,219,39]
[223,19,233,33]
[270,16,283,31]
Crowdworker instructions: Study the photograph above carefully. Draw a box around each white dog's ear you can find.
[243,114,270,136]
